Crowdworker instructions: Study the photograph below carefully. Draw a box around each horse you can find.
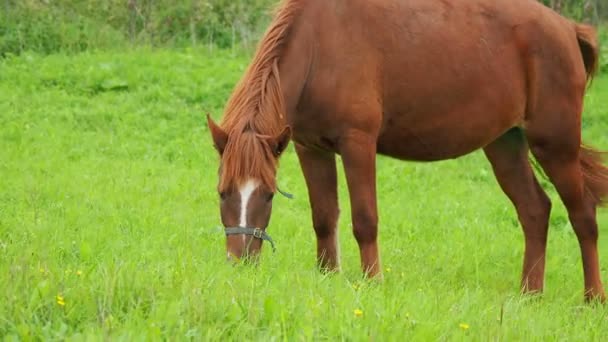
[206,0,608,301]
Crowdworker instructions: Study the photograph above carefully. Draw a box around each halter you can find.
[225,227,276,252]
[223,186,293,253]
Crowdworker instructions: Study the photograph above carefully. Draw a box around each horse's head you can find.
[207,115,291,262]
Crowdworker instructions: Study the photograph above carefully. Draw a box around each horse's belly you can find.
[376,109,517,161]
[377,131,483,161]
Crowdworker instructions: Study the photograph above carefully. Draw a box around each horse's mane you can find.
[218,0,302,191]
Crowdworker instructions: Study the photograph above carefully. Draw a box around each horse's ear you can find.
[268,126,291,157]
[207,114,228,154]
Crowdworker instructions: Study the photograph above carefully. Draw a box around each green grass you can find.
[1,49,608,340]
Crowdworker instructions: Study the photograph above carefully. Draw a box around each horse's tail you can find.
[573,24,607,206]
[580,146,608,206]
[574,23,599,83]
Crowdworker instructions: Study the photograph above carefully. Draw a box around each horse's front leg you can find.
[339,131,382,278]
[295,143,341,272]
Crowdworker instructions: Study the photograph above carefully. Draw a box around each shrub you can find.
[0,0,276,55]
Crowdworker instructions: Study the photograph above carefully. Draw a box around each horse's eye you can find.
[219,192,228,200]
[266,193,274,202]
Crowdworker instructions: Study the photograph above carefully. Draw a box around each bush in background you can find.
[539,0,606,22]
[600,29,608,73]
[0,0,276,55]
[0,1,126,55]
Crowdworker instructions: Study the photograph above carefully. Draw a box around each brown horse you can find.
[207,0,608,301]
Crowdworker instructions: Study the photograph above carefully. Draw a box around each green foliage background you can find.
[0,0,276,55]
[539,0,606,22]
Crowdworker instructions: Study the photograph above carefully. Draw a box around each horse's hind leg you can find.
[484,128,552,294]
[295,143,341,272]
[525,105,606,301]
[526,136,605,301]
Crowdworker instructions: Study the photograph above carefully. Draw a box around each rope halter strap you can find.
[224,227,276,252]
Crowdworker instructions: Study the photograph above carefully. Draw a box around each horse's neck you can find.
[277,26,313,122]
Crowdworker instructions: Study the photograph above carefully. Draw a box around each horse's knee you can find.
[313,222,338,240]
[352,210,378,244]
[312,208,340,239]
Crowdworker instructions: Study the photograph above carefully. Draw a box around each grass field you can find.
[1,49,608,340]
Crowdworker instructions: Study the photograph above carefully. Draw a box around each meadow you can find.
[1,48,608,340]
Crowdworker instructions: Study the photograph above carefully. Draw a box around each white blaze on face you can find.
[239,179,259,228]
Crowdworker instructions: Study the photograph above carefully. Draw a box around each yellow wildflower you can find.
[56,295,66,307]
[76,270,83,276]
[385,267,392,273]
[354,309,364,317]
[459,323,470,330]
